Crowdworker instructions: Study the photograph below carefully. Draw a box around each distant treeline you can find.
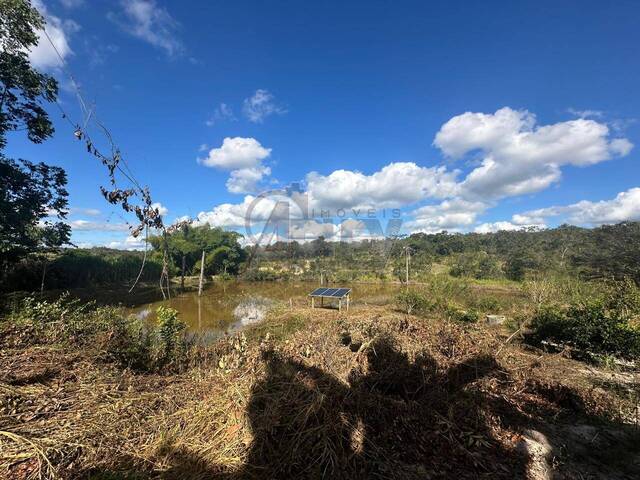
[253,222,640,284]
[2,248,163,292]
[4,222,639,292]
[2,225,247,293]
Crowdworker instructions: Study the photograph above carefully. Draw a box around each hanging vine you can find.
[42,30,192,298]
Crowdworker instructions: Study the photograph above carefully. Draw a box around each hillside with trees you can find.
[248,222,640,285]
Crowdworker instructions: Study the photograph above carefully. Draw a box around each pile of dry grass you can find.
[1,304,639,479]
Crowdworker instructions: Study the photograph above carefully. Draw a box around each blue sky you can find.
[7,0,640,248]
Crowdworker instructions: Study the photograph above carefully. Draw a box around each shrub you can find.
[456,309,480,323]
[445,303,479,323]
[528,299,640,359]
[6,296,190,370]
[101,313,153,370]
[473,296,501,312]
[604,278,640,318]
[395,290,431,315]
[157,306,187,363]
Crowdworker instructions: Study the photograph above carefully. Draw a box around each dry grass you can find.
[1,304,639,479]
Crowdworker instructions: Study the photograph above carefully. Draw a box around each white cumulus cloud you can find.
[407,198,488,233]
[513,187,640,226]
[474,221,544,234]
[107,235,146,250]
[200,137,272,194]
[226,166,272,194]
[29,0,77,70]
[434,107,633,200]
[200,137,271,170]
[194,195,285,228]
[187,107,635,241]
[305,162,459,212]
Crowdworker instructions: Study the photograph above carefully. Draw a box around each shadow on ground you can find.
[88,337,640,480]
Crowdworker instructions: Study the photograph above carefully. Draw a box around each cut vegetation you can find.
[1,277,639,479]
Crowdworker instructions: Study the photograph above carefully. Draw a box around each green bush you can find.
[444,303,479,323]
[529,299,640,359]
[456,309,480,323]
[504,252,539,281]
[473,296,501,312]
[6,296,189,370]
[102,313,153,370]
[395,289,431,315]
[157,306,186,361]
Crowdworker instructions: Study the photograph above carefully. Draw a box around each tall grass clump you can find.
[394,285,480,323]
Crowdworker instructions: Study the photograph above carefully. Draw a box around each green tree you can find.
[0,0,70,280]
[151,225,246,278]
[0,157,70,262]
[504,251,538,281]
[309,236,331,257]
[205,245,239,275]
[1,0,58,149]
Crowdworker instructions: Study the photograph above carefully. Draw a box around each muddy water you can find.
[127,281,402,334]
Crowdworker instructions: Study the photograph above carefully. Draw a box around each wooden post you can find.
[40,259,47,294]
[312,297,315,309]
[339,298,342,312]
[405,247,410,285]
[181,254,186,290]
[198,250,205,296]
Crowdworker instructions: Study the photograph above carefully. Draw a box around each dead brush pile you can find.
[1,304,639,479]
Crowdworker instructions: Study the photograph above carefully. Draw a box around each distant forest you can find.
[3,222,640,292]
[253,222,640,284]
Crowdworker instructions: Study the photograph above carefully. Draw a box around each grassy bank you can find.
[1,284,639,479]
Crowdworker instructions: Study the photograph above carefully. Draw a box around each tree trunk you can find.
[40,260,48,294]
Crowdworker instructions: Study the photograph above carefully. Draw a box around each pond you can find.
[127,281,403,335]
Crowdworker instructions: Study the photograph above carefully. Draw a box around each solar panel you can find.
[309,287,328,296]
[309,287,351,297]
[332,288,350,297]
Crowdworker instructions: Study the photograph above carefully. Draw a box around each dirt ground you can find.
[1,303,639,479]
